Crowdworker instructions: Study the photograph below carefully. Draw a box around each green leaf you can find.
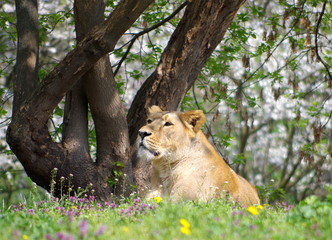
[0,107,8,117]
[246,96,257,108]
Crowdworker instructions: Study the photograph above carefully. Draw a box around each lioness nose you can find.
[139,130,152,139]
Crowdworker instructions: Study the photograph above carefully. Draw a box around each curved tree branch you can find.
[314,0,332,81]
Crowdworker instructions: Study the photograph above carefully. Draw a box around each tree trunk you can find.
[61,0,106,164]
[13,0,39,115]
[7,0,154,200]
[128,0,246,190]
[73,0,132,188]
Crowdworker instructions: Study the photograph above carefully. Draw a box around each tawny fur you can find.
[137,106,260,206]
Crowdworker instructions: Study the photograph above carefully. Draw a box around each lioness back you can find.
[137,106,260,206]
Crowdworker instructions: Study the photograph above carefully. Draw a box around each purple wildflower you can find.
[287,204,294,210]
[233,219,240,226]
[12,230,20,238]
[231,210,244,216]
[66,235,75,240]
[94,225,107,236]
[56,232,75,240]
[13,205,18,212]
[66,210,78,222]
[56,232,66,240]
[27,208,35,215]
[103,201,115,208]
[110,202,117,208]
[248,224,257,230]
[275,201,294,211]
[45,234,54,240]
[69,196,76,203]
[79,220,89,237]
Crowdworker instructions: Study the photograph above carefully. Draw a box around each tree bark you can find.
[13,0,39,115]
[62,81,90,159]
[128,0,246,190]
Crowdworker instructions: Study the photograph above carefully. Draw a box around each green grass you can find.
[1,193,331,240]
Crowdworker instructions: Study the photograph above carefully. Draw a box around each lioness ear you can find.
[180,110,206,133]
[148,105,163,114]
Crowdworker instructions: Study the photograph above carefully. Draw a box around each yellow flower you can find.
[181,226,191,235]
[179,218,191,235]
[153,196,162,203]
[180,218,190,228]
[257,205,264,210]
[22,235,29,240]
[71,206,77,209]
[247,206,259,216]
[123,226,129,232]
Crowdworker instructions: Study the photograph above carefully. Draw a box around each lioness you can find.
[138,106,260,206]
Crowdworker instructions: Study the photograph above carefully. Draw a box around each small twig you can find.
[322,110,332,129]
[114,37,136,76]
[113,1,188,76]
[48,8,74,35]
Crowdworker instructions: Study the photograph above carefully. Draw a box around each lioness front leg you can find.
[145,166,164,200]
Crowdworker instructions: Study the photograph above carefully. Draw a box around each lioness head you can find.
[138,105,206,160]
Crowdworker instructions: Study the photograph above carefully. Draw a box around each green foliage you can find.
[217,135,234,148]
[0,8,16,83]
[256,182,286,203]
[0,10,16,43]
[128,69,143,80]
[106,161,126,190]
[232,153,246,165]
[0,88,8,117]
[39,9,74,43]
[287,186,332,234]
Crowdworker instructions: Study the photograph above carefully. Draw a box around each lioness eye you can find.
[164,121,173,126]
[147,119,152,124]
